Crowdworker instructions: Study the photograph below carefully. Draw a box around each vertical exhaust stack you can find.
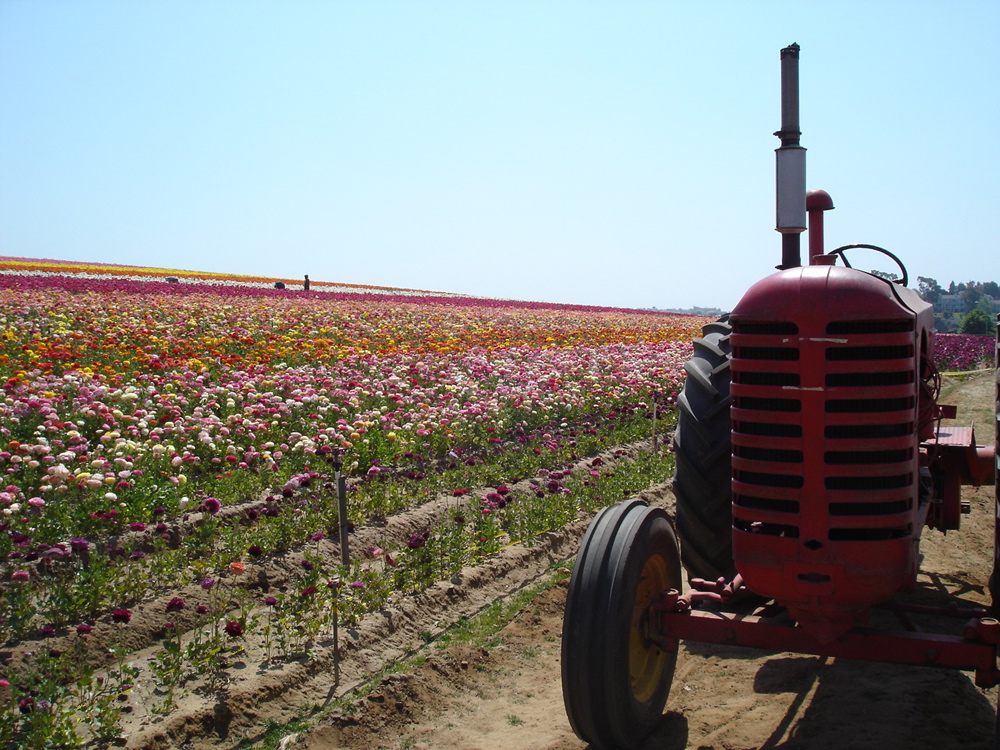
[775,43,806,269]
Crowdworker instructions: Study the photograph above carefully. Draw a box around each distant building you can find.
[935,295,965,314]
[934,294,1000,314]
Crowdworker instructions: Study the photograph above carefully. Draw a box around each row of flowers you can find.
[1,439,676,746]
[0,256,462,295]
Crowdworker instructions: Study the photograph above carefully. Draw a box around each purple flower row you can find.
[934,333,995,372]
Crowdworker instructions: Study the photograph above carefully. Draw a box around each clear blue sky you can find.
[2,1,997,310]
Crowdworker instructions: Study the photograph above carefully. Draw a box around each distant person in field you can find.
[304,274,310,291]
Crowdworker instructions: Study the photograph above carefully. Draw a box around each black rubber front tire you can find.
[672,319,735,582]
[561,499,682,749]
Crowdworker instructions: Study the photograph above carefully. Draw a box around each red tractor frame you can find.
[560,45,999,750]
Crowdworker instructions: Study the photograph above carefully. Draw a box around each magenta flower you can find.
[11,569,30,582]
[202,497,222,514]
[166,597,185,612]
[224,621,243,637]
[77,623,94,636]
[111,608,132,624]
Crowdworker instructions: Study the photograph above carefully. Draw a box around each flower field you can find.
[0,261,706,747]
[934,333,996,373]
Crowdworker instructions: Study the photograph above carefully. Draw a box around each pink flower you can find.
[11,569,30,582]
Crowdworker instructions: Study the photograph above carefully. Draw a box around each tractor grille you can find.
[731,317,918,545]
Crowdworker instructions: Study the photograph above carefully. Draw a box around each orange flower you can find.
[229,561,246,574]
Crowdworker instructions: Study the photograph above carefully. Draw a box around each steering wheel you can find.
[825,244,908,288]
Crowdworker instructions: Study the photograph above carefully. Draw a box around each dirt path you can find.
[286,371,998,750]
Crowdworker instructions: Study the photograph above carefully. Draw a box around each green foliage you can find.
[917,276,942,303]
[959,308,993,335]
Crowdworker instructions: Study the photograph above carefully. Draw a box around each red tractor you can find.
[561,44,999,749]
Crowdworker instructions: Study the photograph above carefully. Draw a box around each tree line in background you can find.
[915,277,998,334]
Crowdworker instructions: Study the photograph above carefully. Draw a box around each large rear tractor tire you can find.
[672,318,735,582]
[561,499,683,750]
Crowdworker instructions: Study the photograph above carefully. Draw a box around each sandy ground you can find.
[284,371,998,750]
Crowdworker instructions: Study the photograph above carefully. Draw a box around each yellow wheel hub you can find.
[629,553,669,703]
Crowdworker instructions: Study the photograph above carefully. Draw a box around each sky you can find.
[1,1,997,311]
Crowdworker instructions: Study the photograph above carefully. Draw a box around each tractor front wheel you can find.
[561,499,682,749]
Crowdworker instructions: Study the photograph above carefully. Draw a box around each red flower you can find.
[111,608,132,624]
[224,621,243,637]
